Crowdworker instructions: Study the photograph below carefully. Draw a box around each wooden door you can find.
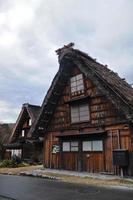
[83,152,104,173]
[62,152,78,171]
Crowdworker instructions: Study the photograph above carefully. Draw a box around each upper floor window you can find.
[22,130,25,137]
[70,74,84,93]
[71,103,90,123]
[29,119,32,126]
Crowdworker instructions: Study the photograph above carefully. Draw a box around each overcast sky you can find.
[0,0,133,123]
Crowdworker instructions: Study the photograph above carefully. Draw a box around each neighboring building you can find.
[6,103,42,162]
[30,43,133,175]
[0,123,14,160]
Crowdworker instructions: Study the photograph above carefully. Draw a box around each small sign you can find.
[52,145,60,153]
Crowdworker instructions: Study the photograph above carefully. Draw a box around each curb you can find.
[19,172,60,180]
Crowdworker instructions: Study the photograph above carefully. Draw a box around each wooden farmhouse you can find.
[30,43,133,175]
[6,103,42,162]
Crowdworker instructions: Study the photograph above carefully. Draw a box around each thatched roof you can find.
[23,103,41,122]
[9,103,41,143]
[30,43,133,137]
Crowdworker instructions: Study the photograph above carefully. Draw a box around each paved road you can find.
[0,175,133,200]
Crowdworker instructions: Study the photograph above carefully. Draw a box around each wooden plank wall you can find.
[43,66,132,174]
[49,67,126,132]
[105,127,131,174]
[44,133,60,169]
[82,152,104,173]
[62,152,78,171]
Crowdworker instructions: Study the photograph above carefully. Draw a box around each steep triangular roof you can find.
[9,103,41,143]
[30,43,133,137]
[25,104,41,122]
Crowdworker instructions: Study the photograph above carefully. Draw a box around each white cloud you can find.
[0,0,133,122]
[0,100,20,123]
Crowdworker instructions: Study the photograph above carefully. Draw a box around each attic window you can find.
[70,74,84,94]
[29,119,32,126]
[22,130,25,137]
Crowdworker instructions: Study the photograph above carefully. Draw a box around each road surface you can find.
[0,174,133,200]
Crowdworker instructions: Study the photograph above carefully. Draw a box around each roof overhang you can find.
[56,130,107,139]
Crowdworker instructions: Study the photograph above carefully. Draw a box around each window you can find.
[70,74,84,93]
[92,140,103,151]
[63,142,70,152]
[70,141,78,151]
[22,130,25,137]
[11,149,22,158]
[82,140,103,151]
[62,141,79,152]
[29,119,32,126]
[71,103,90,123]
[82,141,92,151]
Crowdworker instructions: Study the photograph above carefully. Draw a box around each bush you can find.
[17,162,29,167]
[0,159,30,168]
[0,159,17,168]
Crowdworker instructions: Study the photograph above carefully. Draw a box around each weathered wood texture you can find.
[44,127,131,174]
[43,67,132,174]
[48,67,126,131]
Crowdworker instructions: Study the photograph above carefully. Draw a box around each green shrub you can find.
[0,160,30,168]
[0,159,17,168]
[17,162,29,167]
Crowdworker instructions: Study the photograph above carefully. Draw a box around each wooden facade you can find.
[6,103,43,162]
[31,43,133,175]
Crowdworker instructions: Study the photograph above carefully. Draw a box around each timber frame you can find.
[5,103,42,162]
[30,43,133,175]
[30,43,133,136]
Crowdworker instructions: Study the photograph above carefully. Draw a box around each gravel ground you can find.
[0,165,42,175]
[0,165,133,189]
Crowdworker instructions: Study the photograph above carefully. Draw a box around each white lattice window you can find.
[70,74,84,93]
[82,141,92,151]
[29,119,32,126]
[11,149,22,157]
[22,130,25,137]
[70,141,78,151]
[62,141,79,152]
[92,140,103,151]
[82,140,103,151]
[71,103,90,123]
[62,142,70,152]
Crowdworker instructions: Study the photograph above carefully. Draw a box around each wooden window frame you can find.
[71,103,90,123]
[22,129,25,137]
[70,141,79,152]
[82,140,103,152]
[62,141,79,152]
[29,118,32,126]
[70,74,84,93]
[62,142,70,152]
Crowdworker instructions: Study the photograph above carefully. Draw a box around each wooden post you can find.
[78,140,83,172]
[117,129,121,149]
[59,139,63,169]
[50,133,52,168]
[120,167,124,178]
